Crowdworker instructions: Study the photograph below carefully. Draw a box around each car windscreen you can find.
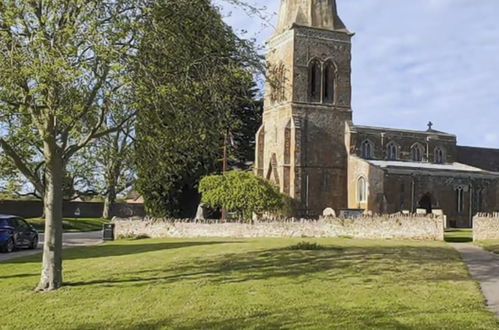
[0,219,10,227]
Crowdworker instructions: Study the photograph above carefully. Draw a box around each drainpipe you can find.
[411,175,416,213]
[306,174,310,216]
[469,179,473,228]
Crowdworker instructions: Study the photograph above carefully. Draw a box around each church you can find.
[255,0,499,228]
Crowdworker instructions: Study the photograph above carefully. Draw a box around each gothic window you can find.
[309,59,321,102]
[357,177,367,203]
[411,144,424,162]
[361,140,373,159]
[434,147,445,164]
[323,60,336,104]
[386,142,398,161]
[456,187,465,213]
[269,63,286,103]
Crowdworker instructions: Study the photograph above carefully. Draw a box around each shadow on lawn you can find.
[65,243,471,288]
[5,240,241,264]
[445,229,473,243]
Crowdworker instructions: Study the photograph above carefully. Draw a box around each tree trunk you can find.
[102,164,119,219]
[102,190,115,219]
[36,139,64,292]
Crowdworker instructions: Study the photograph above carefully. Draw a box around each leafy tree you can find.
[134,0,262,217]
[199,171,287,220]
[0,0,138,291]
[228,84,263,170]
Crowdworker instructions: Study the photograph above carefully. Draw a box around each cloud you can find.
[219,0,499,148]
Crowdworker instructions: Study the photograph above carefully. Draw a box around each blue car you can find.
[0,215,39,253]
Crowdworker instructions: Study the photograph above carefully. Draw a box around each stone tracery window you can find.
[323,60,336,104]
[411,144,424,162]
[386,142,398,161]
[357,177,367,203]
[308,59,321,102]
[361,140,373,159]
[434,147,445,164]
[456,186,465,213]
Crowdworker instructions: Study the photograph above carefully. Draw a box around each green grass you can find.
[27,217,109,233]
[476,240,499,254]
[1,238,498,329]
[445,228,473,243]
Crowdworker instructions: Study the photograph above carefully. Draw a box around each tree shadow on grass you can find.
[445,229,473,243]
[4,240,243,265]
[65,243,472,288]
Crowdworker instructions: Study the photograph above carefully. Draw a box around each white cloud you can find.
[219,0,499,148]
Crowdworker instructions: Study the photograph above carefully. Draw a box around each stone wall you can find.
[113,215,445,241]
[473,213,499,241]
[0,200,145,219]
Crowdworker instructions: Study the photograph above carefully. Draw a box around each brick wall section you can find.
[473,214,499,241]
[113,215,445,241]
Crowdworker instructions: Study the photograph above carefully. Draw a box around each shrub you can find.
[289,242,325,250]
[198,171,289,220]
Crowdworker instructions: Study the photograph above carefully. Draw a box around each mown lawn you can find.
[445,228,473,243]
[1,238,498,329]
[27,217,109,233]
[476,240,499,255]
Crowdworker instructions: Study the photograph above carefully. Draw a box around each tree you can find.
[0,1,139,291]
[75,118,135,219]
[199,171,288,220]
[134,0,262,218]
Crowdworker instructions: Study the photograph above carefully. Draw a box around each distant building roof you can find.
[367,160,499,178]
[352,125,455,137]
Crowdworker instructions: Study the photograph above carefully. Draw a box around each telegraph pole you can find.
[221,129,229,221]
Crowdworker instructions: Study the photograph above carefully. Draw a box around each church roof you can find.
[276,0,351,35]
[352,125,455,137]
[367,160,499,178]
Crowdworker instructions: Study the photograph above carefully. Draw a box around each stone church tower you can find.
[255,0,353,216]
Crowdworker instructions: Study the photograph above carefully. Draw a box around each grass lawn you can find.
[27,217,109,233]
[476,240,499,255]
[2,238,498,329]
[445,228,473,243]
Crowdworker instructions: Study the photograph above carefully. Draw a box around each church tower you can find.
[255,0,353,216]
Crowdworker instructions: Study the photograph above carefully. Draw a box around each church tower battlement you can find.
[255,0,353,216]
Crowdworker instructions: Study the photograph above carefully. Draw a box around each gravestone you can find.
[322,207,336,217]
[195,203,206,221]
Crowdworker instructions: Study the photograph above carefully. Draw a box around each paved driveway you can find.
[0,231,103,262]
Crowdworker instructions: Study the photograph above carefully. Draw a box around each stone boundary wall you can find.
[473,213,499,241]
[113,215,445,241]
[0,200,145,219]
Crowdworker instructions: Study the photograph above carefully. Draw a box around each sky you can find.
[218,0,499,148]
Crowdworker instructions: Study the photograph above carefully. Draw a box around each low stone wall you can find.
[113,215,445,241]
[473,213,499,241]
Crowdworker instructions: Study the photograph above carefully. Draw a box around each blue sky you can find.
[218,0,499,148]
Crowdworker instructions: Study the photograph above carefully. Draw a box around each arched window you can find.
[308,59,321,102]
[361,140,373,159]
[456,186,465,213]
[411,144,424,162]
[386,142,398,160]
[323,60,335,104]
[357,177,367,203]
[434,147,445,164]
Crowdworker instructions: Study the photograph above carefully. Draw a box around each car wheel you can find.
[5,238,15,253]
[29,236,38,250]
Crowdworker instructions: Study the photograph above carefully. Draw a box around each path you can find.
[0,231,102,262]
[450,243,499,318]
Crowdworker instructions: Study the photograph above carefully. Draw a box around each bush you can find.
[198,171,289,220]
[289,242,325,250]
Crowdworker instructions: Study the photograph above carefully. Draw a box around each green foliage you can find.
[134,0,262,217]
[199,171,286,219]
[288,241,331,251]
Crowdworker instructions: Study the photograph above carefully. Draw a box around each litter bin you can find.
[103,223,115,241]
